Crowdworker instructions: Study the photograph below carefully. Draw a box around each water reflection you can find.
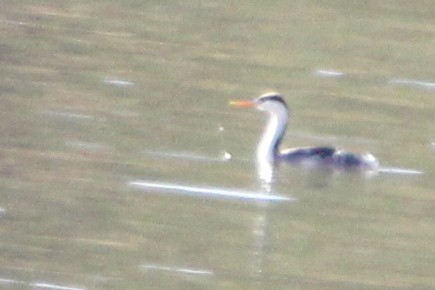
[249,201,270,277]
[256,158,275,187]
[249,158,278,277]
[129,162,293,279]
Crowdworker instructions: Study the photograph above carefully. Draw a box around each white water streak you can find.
[141,264,213,276]
[145,150,231,162]
[389,79,435,90]
[377,167,424,175]
[31,282,86,290]
[129,180,294,202]
[315,69,345,77]
[0,278,21,284]
[104,78,134,87]
[43,111,95,120]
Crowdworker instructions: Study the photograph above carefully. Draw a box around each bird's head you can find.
[230,92,288,115]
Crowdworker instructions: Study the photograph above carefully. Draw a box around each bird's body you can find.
[230,92,379,170]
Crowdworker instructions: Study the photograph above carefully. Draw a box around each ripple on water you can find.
[66,140,110,153]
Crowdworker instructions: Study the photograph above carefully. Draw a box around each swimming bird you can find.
[230,92,379,170]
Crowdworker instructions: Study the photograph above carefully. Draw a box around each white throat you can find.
[256,103,288,163]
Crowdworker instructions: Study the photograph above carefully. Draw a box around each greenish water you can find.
[1,1,434,289]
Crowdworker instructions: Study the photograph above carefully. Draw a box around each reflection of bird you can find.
[230,92,379,170]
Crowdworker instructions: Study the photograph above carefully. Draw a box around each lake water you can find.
[1,1,434,289]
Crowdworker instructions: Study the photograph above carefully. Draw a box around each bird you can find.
[230,92,379,170]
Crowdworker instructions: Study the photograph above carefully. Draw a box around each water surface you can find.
[1,1,434,289]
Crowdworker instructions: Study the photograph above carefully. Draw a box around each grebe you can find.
[230,92,379,170]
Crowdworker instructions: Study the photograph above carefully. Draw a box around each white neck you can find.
[256,105,288,163]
